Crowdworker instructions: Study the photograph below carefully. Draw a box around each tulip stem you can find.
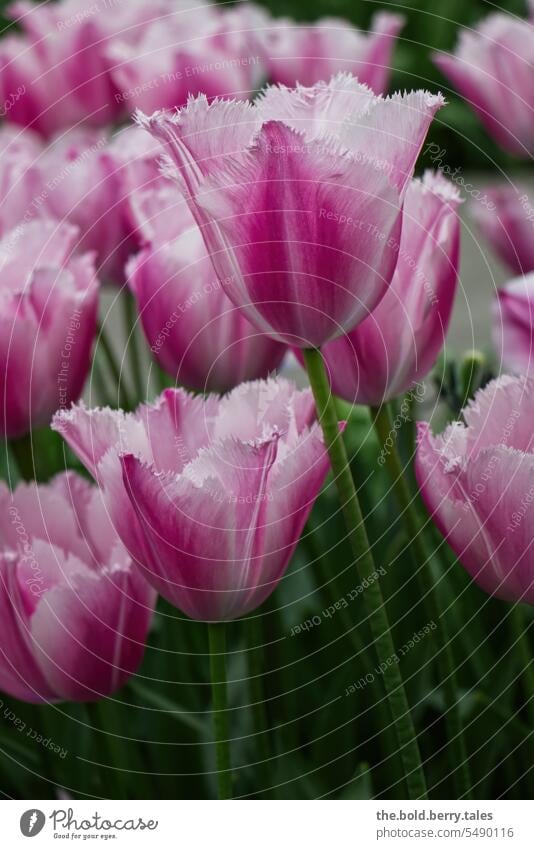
[122,292,145,404]
[96,322,132,410]
[208,622,232,799]
[87,700,123,799]
[245,615,273,798]
[302,347,427,800]
[10,433,35,481]
[371,401,472,799]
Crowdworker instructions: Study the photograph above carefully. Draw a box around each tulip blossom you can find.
[416,375,534,604]
[471,185,534,275]
[0,219,98,438]
[139,73,444,348]
[0,126,42,234]
[36,127,133,282]
[493,273,534,376]
[259,12,404,93]
[127,185,286,392]
[315,172,461,406]
[107,4,265,115]
[0,472,156,703]
[53,380,331,620]
[0,0,175,136]
[2,125,139,283]
[434,14,534,157]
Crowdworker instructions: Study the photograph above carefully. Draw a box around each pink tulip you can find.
[0,126,43,234]
[416,375,534,604]
[107,4,265,114]
[259,12,404,93]
[0,0,175,136]
[434,14,534,157]
[315,172,461,405]
[0,219,98,438]
[103,126,170,267]
[53,380,332,620]
[493,273,534,376]
[1,125,144,284]
[127,185,286,392]
[37,127,133,283]
[0,472,155,703]
[139,73,444,348]
[471,185,534,275]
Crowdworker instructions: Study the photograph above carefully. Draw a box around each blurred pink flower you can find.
[107,3,265,114]
[0,219,98,438]
[127,184,285,392]
[53,380,331,620]
[259,12,404,93]
[140,73,444,348]
[0,472,155,703]
[37,127,132,282]
[315,172,461,405]
[0,0,176,136]
[0,125,42,234]
[434,14,534,157]
[416,375,534,604]
[471,185,534,275]
[493,273,534,375]
[1,124,154,284]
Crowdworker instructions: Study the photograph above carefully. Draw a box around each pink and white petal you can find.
[199,121,402,346]
[129,185,196,246]
[0,554,57,702]
[139,388,220,473]
[455,445,534,603]
[0,220,79,295]
[415,422,485,585]
[0,477,86,561]
[243,423,331,614]
[30,557,155,701]
[120,436,279,620]
[214,378,300,443]
[138,97,259,180]
[336,89,445,194]
[257,73,378,139]
[49,472,129,570]
[462,375,534,457]
[362,13,405,93]
[52,404,148,479]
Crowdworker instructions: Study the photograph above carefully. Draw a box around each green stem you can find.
[87,700,123,799]
[92,357,114,408]
[510,605,534,727]
[245,615,273,798]
[10,432,35,481]
[303,347,427,800]
[97,322,132,410]
[371,402,471,799]
[208,622,232,799]
[306,520,406,796]
[123,292,145,404]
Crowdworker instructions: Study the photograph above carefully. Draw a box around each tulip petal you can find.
[198,120,402,346]
[121,435,280,619]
